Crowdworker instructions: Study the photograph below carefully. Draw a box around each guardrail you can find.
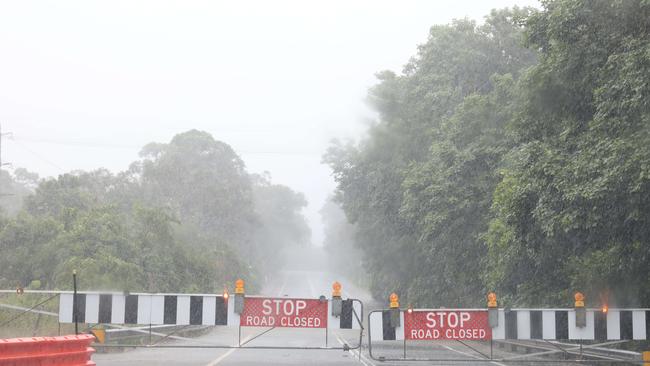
[0,334,95,365]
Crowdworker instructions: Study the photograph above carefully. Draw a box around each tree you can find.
[486,0,650,306]
[1,130,310,295]
[134,130,255,251]
[325,8,536,304]
[250,173,311,274]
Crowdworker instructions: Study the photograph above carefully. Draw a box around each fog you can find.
[0,0,539,246]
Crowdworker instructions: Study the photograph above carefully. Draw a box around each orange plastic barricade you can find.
[0,334,95,366]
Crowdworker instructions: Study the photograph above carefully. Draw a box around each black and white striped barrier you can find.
[59,293,234,326]
[369,309,650,341]
[327,299,363,330]
[59,292,361,329]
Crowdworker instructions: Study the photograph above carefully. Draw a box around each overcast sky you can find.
[0,0,539,246]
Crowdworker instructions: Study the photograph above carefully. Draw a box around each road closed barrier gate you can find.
[368,293,649,363]
[54,280,364,351]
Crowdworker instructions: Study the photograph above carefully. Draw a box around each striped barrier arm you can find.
[59,292,361,329]
[370,309,405,341]
[370,309,650,341]
[59,293,234,326]
[328,299,363,330]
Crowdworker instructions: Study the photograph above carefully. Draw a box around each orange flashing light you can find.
[332,281,342,297]
[602,305,609,313]
[389,293,399,309]
[487,292,497,308]
[235,279,245,294]
[574,292,585,308]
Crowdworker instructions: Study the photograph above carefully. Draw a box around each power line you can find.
[8,139,64,171]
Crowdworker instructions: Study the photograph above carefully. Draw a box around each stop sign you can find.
[240,297,328,328]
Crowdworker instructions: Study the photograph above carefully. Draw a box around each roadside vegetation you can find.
[325,0,650,307]
[0,130,310,294]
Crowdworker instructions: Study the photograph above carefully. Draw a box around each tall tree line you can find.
[325,0,650,307]
[0,130,310,293]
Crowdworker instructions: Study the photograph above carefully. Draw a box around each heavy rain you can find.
[1,1,649,365]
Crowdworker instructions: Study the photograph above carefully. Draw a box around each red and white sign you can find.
[240,297,327,328]
[405,310,491,340]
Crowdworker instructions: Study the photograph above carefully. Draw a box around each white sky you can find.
[0,0,539,246]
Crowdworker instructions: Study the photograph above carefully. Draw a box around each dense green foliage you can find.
[326,1,650,307]
[0,130,310,293]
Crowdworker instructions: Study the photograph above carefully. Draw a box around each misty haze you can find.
[1,1,649,365]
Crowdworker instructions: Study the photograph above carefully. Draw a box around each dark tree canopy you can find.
[326,1,650,307]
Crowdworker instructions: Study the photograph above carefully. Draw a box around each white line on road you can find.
[335,335,375,366]
[204,334,255,366]
[205,347,238,366]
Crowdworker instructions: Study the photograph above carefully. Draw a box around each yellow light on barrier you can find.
[574,292,585,308]
[223,288,229,300]
[235,279,245,294]
[91,328,106,344]
[389,293,399,309]
[487,292,497,308]
[332,281,342,297]
[602,305,608,313]
[407,304,413,314]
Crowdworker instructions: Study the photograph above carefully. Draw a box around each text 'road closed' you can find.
[404,311,491,340]
[240,298,328,328]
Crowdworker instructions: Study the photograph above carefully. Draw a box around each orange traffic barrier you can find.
[0,334,95,366]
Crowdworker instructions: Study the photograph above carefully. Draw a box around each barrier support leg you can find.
[490,339,493,359]
[73,271,78,335]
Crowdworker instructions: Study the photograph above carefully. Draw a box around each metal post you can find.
[149,324,152,345]
[579,340,583,359]
[403,338,406,358]
[238,325,242,347]
[73,270,78,335]
[490,338,494,360]
[325,326,328,347]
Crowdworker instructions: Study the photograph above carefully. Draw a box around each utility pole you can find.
[0,123,13,198]
[0,123,10,169]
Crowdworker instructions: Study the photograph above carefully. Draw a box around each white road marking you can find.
[443,345,508,366]
[205,347,238,366]
[204,334,255,366]
[335,335,375,366]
